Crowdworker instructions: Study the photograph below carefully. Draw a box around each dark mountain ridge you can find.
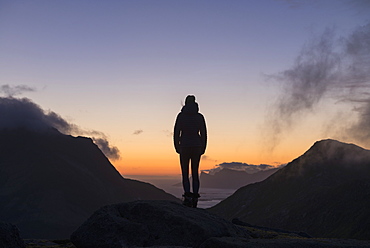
[200,167,279,189]
[209,139,370,240]
[0,128,178,239]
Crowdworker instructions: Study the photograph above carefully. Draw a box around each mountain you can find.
[200,168,279,189]
[0,128,178,239]
[209,139,370,240]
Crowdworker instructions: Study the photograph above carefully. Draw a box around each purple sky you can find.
[0,0,369,175]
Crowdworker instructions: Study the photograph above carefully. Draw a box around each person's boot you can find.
[192,193,200,208]
[182,192,193,207]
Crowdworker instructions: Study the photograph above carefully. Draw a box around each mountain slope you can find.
[200,168,279,189]
[0,128,178,239]
[209,139,370,240]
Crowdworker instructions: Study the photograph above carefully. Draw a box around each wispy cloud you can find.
[133,130,143,135]
[1,84,36,97]
[264,22,370,149]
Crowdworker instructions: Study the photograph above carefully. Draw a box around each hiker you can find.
[173,95,207,207]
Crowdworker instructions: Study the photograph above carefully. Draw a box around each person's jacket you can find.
[173,102,207,154]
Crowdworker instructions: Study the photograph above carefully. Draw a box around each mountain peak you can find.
[210,140,370,239]
[268,139,370,184]
[310,139,363,152]
[301,139,370,165]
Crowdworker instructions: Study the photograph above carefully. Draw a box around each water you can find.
[197,188,236,209]
[158,184,235,209]
[124,175,236,209]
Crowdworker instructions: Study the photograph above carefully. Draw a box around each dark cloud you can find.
[0,97,73,132]
[133,130,143,135]
[1,84,36,97]
[265,22,370,149]
[346,98,370,144]
[0,96,120,160]
[92,138,120,161]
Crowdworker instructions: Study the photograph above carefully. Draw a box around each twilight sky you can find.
[0,0,369,175]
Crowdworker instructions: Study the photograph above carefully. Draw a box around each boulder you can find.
[0,222,25,248]
[71,200,250,248]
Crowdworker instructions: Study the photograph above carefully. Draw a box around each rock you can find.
[200,237,370,248]
[71,200,250,248]
[232,218,312,238]
[199,237,250,248]
[0,222,25,248]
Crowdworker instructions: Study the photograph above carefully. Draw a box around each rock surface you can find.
[70,200,250,248]
[199,237,370,248]
[0,222,25,248]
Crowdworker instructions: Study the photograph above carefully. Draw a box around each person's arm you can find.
[200,114,207,155]
[173,114,181,154]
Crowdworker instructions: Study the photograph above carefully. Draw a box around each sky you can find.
[0,0,369,176]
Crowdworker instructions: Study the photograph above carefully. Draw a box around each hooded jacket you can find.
[173,102,207,154]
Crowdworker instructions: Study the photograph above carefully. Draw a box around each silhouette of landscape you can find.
[1,127,370,247]
[1,97,370,247]
[1,0,370,247]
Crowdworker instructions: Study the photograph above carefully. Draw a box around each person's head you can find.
[185,95,196,105]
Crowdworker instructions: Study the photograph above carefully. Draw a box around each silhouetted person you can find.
[174,95,207,207]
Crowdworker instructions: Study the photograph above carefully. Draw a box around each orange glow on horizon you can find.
[110,128,319,176]
[111,144,305,176]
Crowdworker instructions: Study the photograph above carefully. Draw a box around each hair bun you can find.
[185,95,196,104]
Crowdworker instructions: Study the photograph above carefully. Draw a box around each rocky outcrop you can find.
[70,200,370,248]
[0,222,25,248]
[70,200,250,248]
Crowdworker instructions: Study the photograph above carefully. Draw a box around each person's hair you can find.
[185,95,196,105]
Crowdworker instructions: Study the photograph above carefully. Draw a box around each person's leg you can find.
[190,147,202,194]
[189,147,201,208]
[180,147,191,193]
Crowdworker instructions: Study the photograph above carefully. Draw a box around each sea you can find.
[124,175,236,209]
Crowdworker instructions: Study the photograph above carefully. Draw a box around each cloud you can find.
[0,95,120,160]
[0,84,36,97]
[202,162,282,175]
[265,22,370,149]
[0,97,73,132]
[92,138,120,160]
[133,130,143,135]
